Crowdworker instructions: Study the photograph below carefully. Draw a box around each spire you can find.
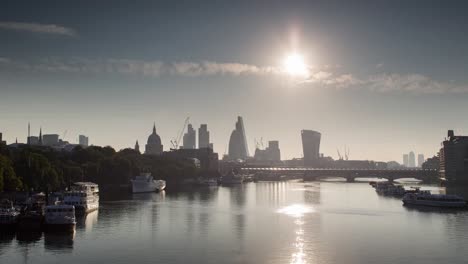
[39,127,42,145]
[15,137,18,144]
[27,122,30,144]
[135,140,140,153]
[153,122,156,134]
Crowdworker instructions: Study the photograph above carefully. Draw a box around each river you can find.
[1,180,468,264]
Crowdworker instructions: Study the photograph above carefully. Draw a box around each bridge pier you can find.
[346,177,355,183]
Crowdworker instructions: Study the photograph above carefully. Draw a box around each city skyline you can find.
[2,1,468,161]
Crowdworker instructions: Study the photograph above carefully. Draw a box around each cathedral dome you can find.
[147,124,161,145]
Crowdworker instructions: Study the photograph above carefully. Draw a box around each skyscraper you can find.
[403,154,409,167]
[79,135,89,147]
[417,154,425,167]
[228,116,249,160]
[301,130,321,166]
[198,124,210,148]
[408,151,415,167]
[183,124,196,149]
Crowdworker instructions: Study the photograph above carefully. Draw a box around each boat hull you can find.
[403,200,466,208]
[131,180,166,193]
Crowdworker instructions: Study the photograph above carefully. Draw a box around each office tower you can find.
[79,135,89,147]
[198,124,210,148]
[228,116,249,160]
[302,130,321,166]
[403,154,409,167]
[417,154,425,167]
[409,151,415,167]
[183,124,196,149]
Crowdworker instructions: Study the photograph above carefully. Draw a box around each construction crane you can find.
[170,117,190,150]
[344,145,350,160]
[337,149,343,160]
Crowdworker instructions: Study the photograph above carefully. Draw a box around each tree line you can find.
[0,144,199,193]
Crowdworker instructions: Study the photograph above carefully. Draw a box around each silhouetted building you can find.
[198,124,210,149]
[403,154,409,167]
[135,140,140,153]
[0,132,5,145]
[254,140,281,162]
[417,154,425,167]
[208,143,214,150]
[27,136,39,145]
[42,134,59,146]
[409,151,415,167]
[228,116,249,160]
[79,135,89,147]
[301,130,321,166]
[440,130,468,183]
[145,124,163,155]
[183,124,196,149]
[163,148,219,172]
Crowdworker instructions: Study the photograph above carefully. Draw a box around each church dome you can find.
[147,124,161,145]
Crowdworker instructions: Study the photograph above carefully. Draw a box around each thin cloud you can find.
[0,22,76,36]
[1,56,467,93]
[0,57,277,77]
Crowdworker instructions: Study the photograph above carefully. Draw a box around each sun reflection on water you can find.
[277,204,314,264]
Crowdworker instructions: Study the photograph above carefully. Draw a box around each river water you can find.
[1,180,468,264]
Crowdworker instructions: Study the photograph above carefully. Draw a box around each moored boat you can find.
[0,199,20,230]
[44,204,76,232]
[131,173,166,193]
[63,182,99,214]
[402,193,467,208]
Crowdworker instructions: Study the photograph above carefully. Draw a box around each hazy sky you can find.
[1,0,468,162]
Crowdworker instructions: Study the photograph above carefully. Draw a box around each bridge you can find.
[237,166,439,183]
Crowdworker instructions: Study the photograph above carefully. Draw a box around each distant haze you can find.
[2,1,468,161]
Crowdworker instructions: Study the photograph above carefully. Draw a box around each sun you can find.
[283,53,308,77]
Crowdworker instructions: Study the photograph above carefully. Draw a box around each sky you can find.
[1,0,468,162]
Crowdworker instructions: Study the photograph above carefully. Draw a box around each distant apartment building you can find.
[408,151,415,167]
[403,154,409,167]
[198,124,210,148]
[42,134,60,146]
[417,154,425,167]
[183,124,196,149]
[301,130,321,166]
[439,130,468,183]
[79,135,89,147]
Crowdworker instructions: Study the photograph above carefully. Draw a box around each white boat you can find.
[44,204,76,231]
[131,173,166,193]
[0,200,20,229]
[403,193,467,208]
[64,182,99,214]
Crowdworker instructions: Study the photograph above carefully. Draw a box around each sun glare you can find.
[283,53,308,77]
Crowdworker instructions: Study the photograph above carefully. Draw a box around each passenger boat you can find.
[375,182,406,196]
[63,182,99,214]
[44,204,76,232]
[18,201,44,231]
[0,200,20,229]
[402,193,467,208]
[131,173,166,193]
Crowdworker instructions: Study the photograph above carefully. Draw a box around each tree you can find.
[0,154,22,192]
